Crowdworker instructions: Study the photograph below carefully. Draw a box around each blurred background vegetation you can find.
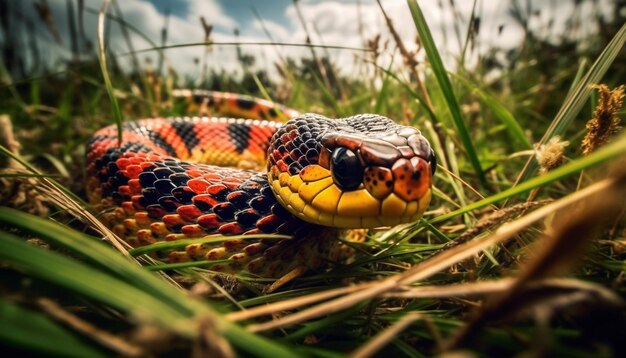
[0,0,623,171]
[0,0,625,356]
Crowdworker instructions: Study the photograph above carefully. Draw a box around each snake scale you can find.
[87,90,436,278]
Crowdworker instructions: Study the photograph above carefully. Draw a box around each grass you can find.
[1,0,625,357]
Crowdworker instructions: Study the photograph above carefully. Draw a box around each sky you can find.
[6,0,618,82]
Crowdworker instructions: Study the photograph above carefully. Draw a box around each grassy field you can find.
[1,0,626,356]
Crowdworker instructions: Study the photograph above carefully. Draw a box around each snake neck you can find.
[87,146,350,277]
[87,146,313,239]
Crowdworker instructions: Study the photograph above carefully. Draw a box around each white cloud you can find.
[250,18,291,42]
[184,0,237,29]
[17,0,620,83]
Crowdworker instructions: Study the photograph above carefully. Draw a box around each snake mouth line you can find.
[270,164,431,228]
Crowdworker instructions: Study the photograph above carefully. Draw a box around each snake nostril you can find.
[391,157,431,201]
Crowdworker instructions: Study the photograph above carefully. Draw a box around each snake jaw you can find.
[269,160,432,229]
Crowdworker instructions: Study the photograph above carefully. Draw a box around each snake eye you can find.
[428,148,437,175]
[331,147,363,191]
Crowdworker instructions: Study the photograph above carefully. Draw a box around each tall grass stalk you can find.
[97,0,123,144]
[407,0,487,189]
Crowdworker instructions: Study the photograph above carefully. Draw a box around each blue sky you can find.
[11,0,618,81]
[148,0,293,26]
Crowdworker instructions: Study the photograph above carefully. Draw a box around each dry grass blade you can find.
[386,279,515,299]
[292,0,333,92]
[246,280,398,333]
[245,177,619,332]
[0,115,20,156]
[386,278,620,301]
[227,285,364,322]
[442,279,625,352]
[37,298,145,357]
[445,168,626,349]
[25,170,135,261]
[376,0,433,112]
[349,312,422,358]
[193,317,236,358]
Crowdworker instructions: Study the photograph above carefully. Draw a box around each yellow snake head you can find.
[268,113,435,228]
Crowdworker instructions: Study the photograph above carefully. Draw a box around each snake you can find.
[86,90,436,278]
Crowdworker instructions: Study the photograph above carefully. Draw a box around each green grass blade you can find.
[513,21,626,186]
[0,173,58,178]
[97,1,124,144]
[283,302,367,341]
[406,0,486,188]
[128,42,370,56]
[312,72,343,116]
[376,64,439,123]
[429,131,626,224]
[374,60,394,114]
[0,232,299,358]
[453,74,532,149]
[475,89,532,149]
[567,58,589,97]
[129,234,291,256]
[145,259,232,271]
[84,6,164,60]
[0,231,192,327]
[221,325,301,358]
[0,207,200,315]
[0,299,108,357]
[0,209,300,357]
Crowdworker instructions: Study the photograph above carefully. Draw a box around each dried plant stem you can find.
[376,0,433,112]
[437,164,489,203]
[232,279,516,323]
[0,115,21,166]
[292,0,332,91]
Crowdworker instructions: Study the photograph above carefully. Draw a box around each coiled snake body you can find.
[87,90,435,277]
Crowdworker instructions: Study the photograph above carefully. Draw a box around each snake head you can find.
[268,114,435,228]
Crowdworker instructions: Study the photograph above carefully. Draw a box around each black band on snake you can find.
[87,90,435,277]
